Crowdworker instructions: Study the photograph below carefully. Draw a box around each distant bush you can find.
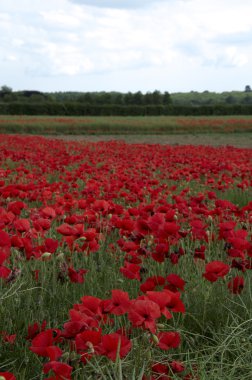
[1,102,252,116]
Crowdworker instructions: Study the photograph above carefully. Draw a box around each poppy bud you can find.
[86,341,95,353]
[146,350,152,360]
[41,252,52,260]
[78,236,87,241]
[151,334,159,345]
[156,323,165,330]
[56,252,65,261]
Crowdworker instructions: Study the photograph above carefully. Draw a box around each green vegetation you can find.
[172,90,252,106]
[1,86,252,116]
[0,115,252,135]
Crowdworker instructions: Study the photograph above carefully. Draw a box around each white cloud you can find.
[0,0,252,92]
[3,55,18,62]
[40,10,82,28]
[206,47,249,68]
[69,0,168,9]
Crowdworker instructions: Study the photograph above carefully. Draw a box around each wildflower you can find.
[203,261,230,282]
[97,333,131,361]
[128,299,161,333]
[228,276,245,294]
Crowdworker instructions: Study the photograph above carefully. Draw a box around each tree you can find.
[244,85,251,92]
[124,92,134,105]
[163,91,172,105]
[132,91,143,105]
[225,95,237,104]
[0,85,13,95]
[152,90,162,105]
[143,92,153,105]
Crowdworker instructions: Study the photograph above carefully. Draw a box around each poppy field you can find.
[0,134,252,379]
[1,115,252,135]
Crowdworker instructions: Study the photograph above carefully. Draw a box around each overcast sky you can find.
[1,0,252,93]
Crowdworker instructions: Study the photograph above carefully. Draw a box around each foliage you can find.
[1,87,252,116]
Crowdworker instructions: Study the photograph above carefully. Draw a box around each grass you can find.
[1,115,252,135]
[1,230,252,379]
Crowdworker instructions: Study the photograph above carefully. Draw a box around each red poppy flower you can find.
[218,221,236,240]
[30,329,62,360]
[0,230,11,254]
[75,329,102,363]
[56,223,77,236]
[103,289,131,315]
[119,262,141,281]
[128,299,161,333]
[152,243,169,263]
[163,289,185,313]
[45,238,58,253]
[0,372,16,380]
[194,245,206,260]
[33,218,51,232]
[68,267,88,283]
[227,248,245,260]
[190,219,207,236]
[26,320,47,340]
[97,332,131,361]
[0,249,11,280]
[43,361,72,380]
[169,360,185,373]
[13,218,30,233]
[228,236,250,251]
[140,275,165,293]
[203,261,230,282]
[152,363,169,376]
[157,331,181,350]
[158,222,180,241]
[231,259,247,272]
[228,276,245,294]
[146,291,173,319]
[1,332,16,344]
[78,295,103,318]
[165,274,185,292]
[41,206,56,219]
[215,199,237,211]
[32,269,40,282]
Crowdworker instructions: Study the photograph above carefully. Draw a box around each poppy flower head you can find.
[97,333,132,361]
[203,261,230,282]
[103,289,131,315]
[128,299,161,333]
[228,276,245,294]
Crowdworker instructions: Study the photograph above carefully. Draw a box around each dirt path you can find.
[43,133,252,148]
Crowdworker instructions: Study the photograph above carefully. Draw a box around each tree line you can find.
[1,86,252,116]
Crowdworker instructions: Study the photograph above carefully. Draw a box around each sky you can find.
[1,0,252,93]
